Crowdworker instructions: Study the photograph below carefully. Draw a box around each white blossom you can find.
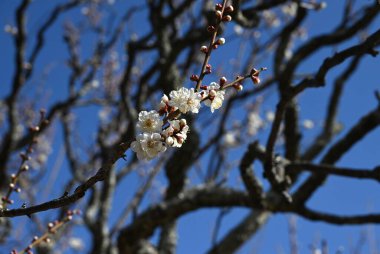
[131,133,166,160]
[302,119,314,129]
[266,111,275,122]
[159,94,169,108]
[169,87,201,114]
[68,237,85,250]
[223,131,239,147]
[233,25,243,35]
[203,82,225,113]
[248,112,264,136]
[158,94,169,114]
[161,119,189,148]
[262,10,280,27]
[136,110,163,133]
[281,3,297,17]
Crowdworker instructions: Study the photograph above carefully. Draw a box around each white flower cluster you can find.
[130,85,226,160]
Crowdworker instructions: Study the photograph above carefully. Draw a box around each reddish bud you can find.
[225,5,234,13]
[190,74,199,81]
[158,107,168,116]
[233,83,243,91]
[200,46,208,53]
[222,15,232,22]
[215,10,223,20]
[220,77,227,86]
[205,64,212,74]
[251,75,261,85]
[251,68,259,76]
[207,25,215,33]
[215,3,223,10]
[176,135,184,145]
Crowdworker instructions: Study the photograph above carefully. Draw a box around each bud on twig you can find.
[225,5,234,13]
[222,15,232,22]
[220,77,227,86]
[190,74,199,81]
[200,46,208,53]
[215,10,223,20]
[207,25,216,33]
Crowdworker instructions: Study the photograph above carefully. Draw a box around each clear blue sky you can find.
[1,1,380,253]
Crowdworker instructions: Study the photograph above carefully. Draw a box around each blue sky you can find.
[1,1,380,253]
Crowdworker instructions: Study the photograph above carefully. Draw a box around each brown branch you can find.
[292,206,380,225]
[286,162,380,182]
[0,143,129,218]
[301,56,361,160]
[117,187,255,253]
[195,0,229,91]
[293,104,380,204]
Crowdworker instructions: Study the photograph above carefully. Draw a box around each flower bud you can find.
[179,119,187,127]
[220,77,227,86]
[225,5,234,13]
[215,11,223,20]
[200,46,208,53]
[190,74,199,81]
[161,94,168,103]
[166,137,174,146]
[176,136,184,144]
[205,64,212,74]
[217,37,225,45]
[207,25,215,33]
[222,15,232,22]
[251,75,260,85]
[233,84,243,91]
[215,3,223,10]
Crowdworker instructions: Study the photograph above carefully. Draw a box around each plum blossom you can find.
[248,111,264,136]
[158,94,169,109]
[131,133,166,160]
[203,82,225,113]
[223,131,239,147]
[136,110,163,133]
[169,87,201,114]
[158,94,171,115]
[302,119,314,129]
[161,119,189,148]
